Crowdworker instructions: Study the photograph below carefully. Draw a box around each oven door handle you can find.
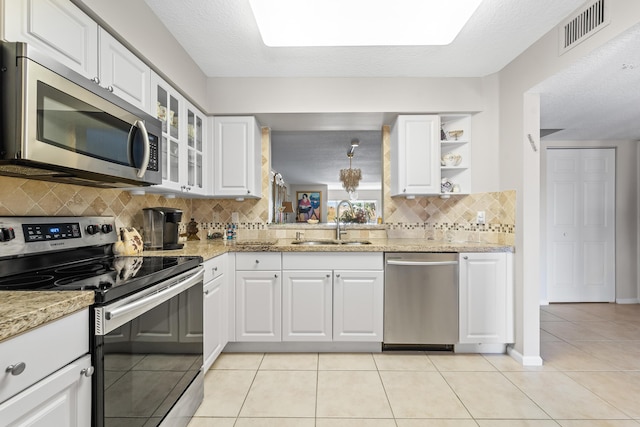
[98,268,204,335]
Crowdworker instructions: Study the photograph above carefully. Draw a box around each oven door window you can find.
[100,284,203,426]
[36,81,147,168]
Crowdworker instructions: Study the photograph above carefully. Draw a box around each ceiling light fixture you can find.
[340,149,362,194]
[248,0,483,47]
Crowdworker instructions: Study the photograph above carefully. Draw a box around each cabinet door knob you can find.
[80,366,94,377]
[255,260,260,264]
[336,274,341,278]
[326,274,330,278]
[274,274,278,278]
[6,362,26,376]
[91,76,100,85]
[247,190,250,194]
[204,290,210,295]
[463,256,468,260]
[213,267,218,271]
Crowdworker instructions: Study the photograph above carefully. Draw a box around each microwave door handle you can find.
[130,120,150,178]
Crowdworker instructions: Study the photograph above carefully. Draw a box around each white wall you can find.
[498,0,640,364]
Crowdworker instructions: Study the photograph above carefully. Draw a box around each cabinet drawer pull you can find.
[463,256,468,260]
[6,362,26,376]
[213,267,218,271]
[326,274,330,278]
[255,260,260,264]
[81,366,94,377]
[336,274,341,278]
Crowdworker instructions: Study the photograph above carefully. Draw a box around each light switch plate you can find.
[476,211,485,224]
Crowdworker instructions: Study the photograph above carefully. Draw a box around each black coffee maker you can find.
[142,207,184,250]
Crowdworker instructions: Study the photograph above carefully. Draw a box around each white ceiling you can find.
[144,0,584,78]
[143,0,640,186]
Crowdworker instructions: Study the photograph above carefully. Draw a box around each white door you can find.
[546,148,615,302]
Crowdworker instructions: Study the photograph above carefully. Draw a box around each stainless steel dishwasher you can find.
[384,253,458,350]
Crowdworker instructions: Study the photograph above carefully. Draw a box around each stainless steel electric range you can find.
[0,216,204,427]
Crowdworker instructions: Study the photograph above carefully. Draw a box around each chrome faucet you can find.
[336,200,352,240]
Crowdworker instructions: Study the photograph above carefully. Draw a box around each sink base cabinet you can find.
[282,271,333,341]
[230,252,383,346]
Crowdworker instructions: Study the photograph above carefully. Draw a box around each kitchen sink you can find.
[290,240,372,246]
[291,240,339,245]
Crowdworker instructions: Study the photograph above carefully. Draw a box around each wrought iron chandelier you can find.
[339,139,362,193]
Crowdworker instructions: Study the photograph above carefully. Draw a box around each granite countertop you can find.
[144,238,513,260]
[0,291,94,343]
[0,238,511,342]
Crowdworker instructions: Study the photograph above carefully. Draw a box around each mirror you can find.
[268,125,383,224]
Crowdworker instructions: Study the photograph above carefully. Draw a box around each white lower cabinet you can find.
[458,252,514,344]
[282,270,333,341]
[333,270,384,342]
[235,270,282,341]
[0,310,91,426]
[203,254,229,371]
[280,252,384,343]
[0,354,92,427]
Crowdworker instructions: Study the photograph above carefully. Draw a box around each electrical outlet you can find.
[476,211,485,224]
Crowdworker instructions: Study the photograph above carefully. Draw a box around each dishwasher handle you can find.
[386,259,458,267]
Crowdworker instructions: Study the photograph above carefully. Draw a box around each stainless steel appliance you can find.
[384,253,459,350]
[0,42,161,188]
[0,216,203,427]
[143,207,185,250]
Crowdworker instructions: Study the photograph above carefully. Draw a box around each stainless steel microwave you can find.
[0,42,161,188]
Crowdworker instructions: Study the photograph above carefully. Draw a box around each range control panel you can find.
[0,216,117,258]
[22,222,82,242]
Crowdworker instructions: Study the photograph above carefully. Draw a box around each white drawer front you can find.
[282,252,383,270]
[0,310,88,404]
[204,254,227,283]
[236,253,281,271]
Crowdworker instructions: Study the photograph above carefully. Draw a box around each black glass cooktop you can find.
[0,254,202,304]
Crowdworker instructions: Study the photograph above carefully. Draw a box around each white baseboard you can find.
[616,298,639,304]
[507,345,543,366]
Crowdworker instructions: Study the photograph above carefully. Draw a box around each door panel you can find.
[546,148,615,302]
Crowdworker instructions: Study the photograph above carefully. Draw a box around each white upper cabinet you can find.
[98,29,151,112]
[150,72,208,196]
[213,116,262,199]
[391,115,441,197]
[3,0,98,78]
[3,0,151,112]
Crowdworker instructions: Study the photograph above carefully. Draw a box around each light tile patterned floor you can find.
[189,303,640,426]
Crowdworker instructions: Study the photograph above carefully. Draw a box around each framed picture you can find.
[296,191,321,222]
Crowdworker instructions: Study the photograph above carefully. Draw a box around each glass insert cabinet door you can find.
[154,76,182,188]
[186,106,204,190]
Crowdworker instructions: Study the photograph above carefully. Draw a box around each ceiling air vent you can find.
[559,0,609,55]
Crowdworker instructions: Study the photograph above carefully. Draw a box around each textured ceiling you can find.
[536,24,640,141]
[144,0,640,144]
[144,0,584,77]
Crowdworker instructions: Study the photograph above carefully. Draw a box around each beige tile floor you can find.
[189,303,640,426]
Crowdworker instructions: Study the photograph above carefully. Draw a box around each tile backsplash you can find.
[0,126,515,246]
